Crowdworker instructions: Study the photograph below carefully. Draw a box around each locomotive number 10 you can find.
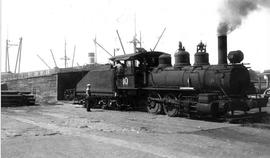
[122,77,128,86]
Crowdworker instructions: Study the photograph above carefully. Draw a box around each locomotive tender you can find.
[76,35,268,117]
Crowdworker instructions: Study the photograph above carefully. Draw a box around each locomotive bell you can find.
[174,41,191,67]
[228,50,244,64]
[158,54,172,68]
[194,41,209,66]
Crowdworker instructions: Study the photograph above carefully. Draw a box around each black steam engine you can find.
[75,35,268,118]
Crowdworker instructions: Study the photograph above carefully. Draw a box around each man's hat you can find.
[87,84,91,87]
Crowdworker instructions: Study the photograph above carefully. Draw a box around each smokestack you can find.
[218,35,227,65]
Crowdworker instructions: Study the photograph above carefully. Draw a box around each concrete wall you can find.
[1,69,57,81]
[1,64,105,103]
[3,71,89,103]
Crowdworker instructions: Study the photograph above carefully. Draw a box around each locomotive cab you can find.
[110,49,167,89]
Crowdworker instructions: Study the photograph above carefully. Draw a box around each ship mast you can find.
[129,14,141,53]
[60,39,70,68]
[14,37,22,73]
[94,36,97,64]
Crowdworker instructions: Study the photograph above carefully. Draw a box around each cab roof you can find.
[109,50,168,61]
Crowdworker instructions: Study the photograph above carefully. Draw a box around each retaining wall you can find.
[3,72,58,104]
[1,65,102,104]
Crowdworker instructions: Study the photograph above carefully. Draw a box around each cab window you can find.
[134,60,140,68]
[126,60,132,68]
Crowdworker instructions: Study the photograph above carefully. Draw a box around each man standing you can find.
[85,84,93,112]
[115,60,124,77]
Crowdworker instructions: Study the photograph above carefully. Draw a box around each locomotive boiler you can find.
[75,35,268,118]
[146,36,254,116]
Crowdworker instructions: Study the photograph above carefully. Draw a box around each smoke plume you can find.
[217,0,270,35]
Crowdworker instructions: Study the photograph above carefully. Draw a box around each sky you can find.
[1,0,270,73]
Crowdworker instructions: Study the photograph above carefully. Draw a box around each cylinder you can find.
[218,35,227,65]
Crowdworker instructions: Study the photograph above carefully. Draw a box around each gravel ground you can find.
[2,102,270,158]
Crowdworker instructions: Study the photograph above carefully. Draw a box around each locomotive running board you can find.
[224,111,268,123]
[142,87,196,92]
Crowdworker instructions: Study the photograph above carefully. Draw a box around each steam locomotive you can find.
[75,35,268,118]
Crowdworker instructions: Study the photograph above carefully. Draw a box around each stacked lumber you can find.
[1,91,35,107]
